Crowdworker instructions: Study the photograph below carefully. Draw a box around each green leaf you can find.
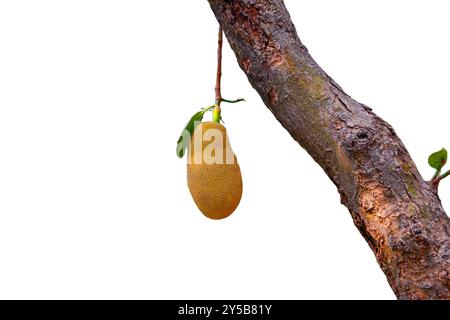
[176,106,214,158]
[428,148,447,170]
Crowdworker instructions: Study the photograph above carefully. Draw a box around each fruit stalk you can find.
[213,26,223,123]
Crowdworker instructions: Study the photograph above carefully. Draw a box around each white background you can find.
[0,0,449,300]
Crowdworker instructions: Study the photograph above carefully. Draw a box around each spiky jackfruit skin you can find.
[187,122,242,220]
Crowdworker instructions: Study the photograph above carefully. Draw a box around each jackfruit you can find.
[187,121,242,219]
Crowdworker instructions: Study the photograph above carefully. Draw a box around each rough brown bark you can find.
[207,0,450,299]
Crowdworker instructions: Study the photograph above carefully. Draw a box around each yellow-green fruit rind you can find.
[187,122,243,220]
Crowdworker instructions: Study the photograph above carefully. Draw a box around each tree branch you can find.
[207,0,450,299]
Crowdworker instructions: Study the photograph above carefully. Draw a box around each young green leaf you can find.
[428,148,447,170]
[176,106,215,158]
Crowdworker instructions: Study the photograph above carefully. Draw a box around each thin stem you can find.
[220,98,245,104]
[432,169,450,187]
[215,26,223,105]
[202,105,216,113]
[432,169,441,181]
[213,26,223,123]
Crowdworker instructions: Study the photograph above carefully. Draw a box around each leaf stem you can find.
[432,169,441,181]
[202,105,216,112]
[220,98,245,104]
[432,169,450,187]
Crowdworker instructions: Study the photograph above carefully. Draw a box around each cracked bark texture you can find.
[208,0,450,299]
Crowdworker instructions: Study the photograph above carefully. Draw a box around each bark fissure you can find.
[208,0,450,299]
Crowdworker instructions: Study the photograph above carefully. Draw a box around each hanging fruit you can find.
[176,26,244,219]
